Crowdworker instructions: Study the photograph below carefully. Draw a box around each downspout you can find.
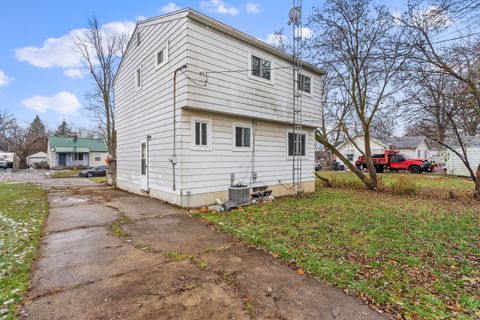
[171,64,188,191]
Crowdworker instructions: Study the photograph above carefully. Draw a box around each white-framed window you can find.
[233,124,252,150]
[72,153,84,161]
[135,66,142,90]
[94,153,101,161]
[155,42,169,68]
[298,73,312,94]
[347,154,354,161]
[249,52,274,84]
[137,32,141,45]
[191,118,212,150]
[287,131,306,157]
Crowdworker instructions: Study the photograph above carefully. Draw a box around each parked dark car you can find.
[79,165,108,177]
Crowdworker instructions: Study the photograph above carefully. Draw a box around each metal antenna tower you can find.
[288,1,303,194]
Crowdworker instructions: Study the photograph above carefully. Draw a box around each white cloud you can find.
[136,15,147,21]
[264,33,288,47]
[201,0,239,16]
[15,32,83,69]
[297,27,313,39]
[245,2,261,14]
[0,71,14,87]
[22,91,82,115]
[160,2,181,14]
[64,68,85,79]
[15,20,135,75]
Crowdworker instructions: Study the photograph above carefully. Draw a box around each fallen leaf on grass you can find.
[297,268,305,275]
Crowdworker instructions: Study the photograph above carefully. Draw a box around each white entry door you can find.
[140,140,149,191]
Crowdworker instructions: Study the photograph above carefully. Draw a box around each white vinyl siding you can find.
[446,147,480,176]
[115,12,189,196]
[185,19,322,124]
[179,109,315,194]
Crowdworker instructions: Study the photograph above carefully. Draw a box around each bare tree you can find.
[73,17,128,185]
[308,0,408,189]
[400,0,480,199]
[0,109,15,148]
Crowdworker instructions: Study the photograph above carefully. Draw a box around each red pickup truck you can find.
[355,150,431,174]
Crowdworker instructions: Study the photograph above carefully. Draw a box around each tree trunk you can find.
[363,131,379,189]
[315,132,374,188]
[475,164,480,200]
[315,172,333,187]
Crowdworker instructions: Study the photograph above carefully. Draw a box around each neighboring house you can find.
[315,150,334,167]
[383,136,443,162]
[27,151,48,167]
[335,135,388,166]
[114,9,324,207]
[445,136,480,176]
[335,135,444,168]
[47,136,108,169]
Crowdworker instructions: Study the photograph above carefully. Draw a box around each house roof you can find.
[381,136,426,149]
[335,135,388,150]
[115,8,325,85]
[48,136,108,152]
[27,151,48,158]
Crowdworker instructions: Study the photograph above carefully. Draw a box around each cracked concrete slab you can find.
[124,215,233,255]
[29,227,165,297]
[105,196,185,220]
[45,204,118,232]
[23,261,248,320]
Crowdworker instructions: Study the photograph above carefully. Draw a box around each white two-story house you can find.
[114,8,324,207]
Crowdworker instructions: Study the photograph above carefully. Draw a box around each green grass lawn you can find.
[88,176,106,184]
[49,169,80,178]
[0,183,48,319]
[198,175,480,319]
[318,171,474,198]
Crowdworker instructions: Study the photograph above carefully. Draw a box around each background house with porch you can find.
[47,136,108,169]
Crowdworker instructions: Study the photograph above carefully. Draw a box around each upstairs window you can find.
[234,126,251,148]
[135,67,142,89]
[288,132,306,156]
[298,74,311,93]
[156,42,169,68]
[137,32,141,45]
[251,55,271,80]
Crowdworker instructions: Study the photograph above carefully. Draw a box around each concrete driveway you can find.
[16,171,387,320]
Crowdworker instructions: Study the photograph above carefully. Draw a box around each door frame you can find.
[140,139,149,191]
[58,153,67,166]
